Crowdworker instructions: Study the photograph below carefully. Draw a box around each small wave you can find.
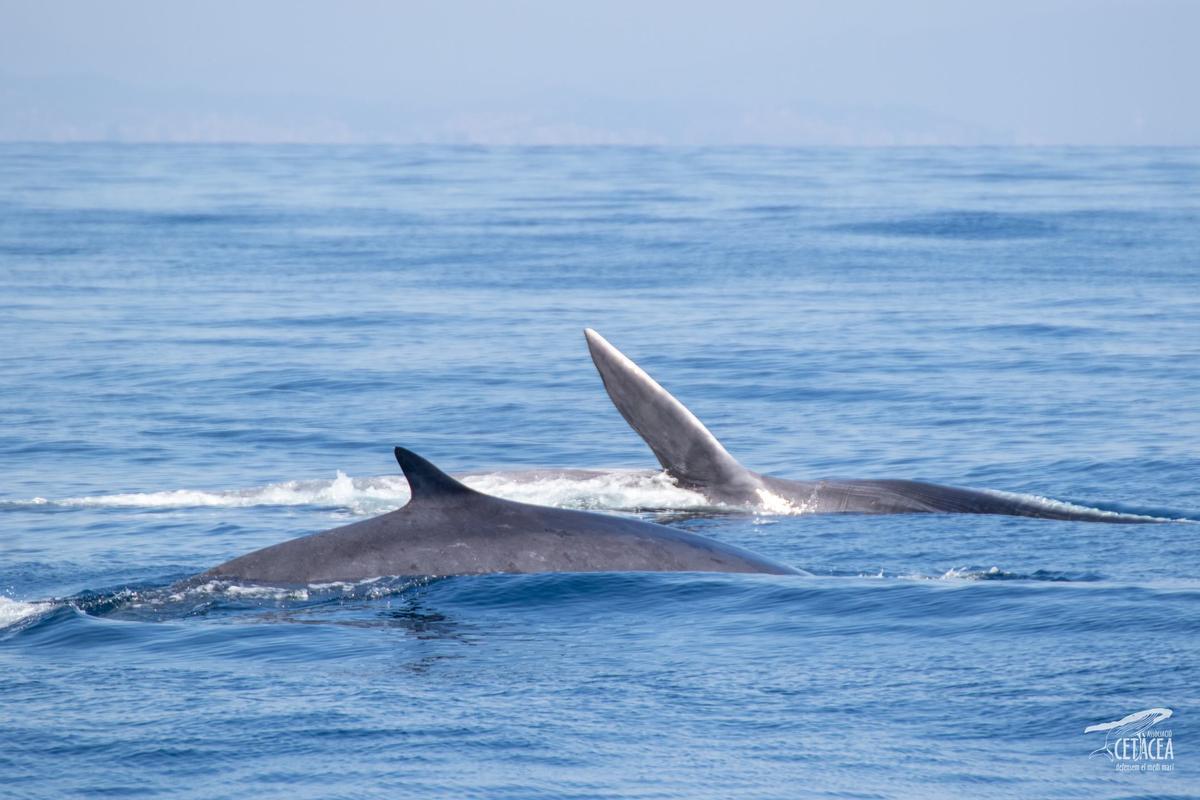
[941,565,1004,580]
[902,565,1098,582]
[936,565,1023,581]
[833,211,1058,240]
[961,322,1099,338]
[0,596,51,629]
[831,563,1107,582]
[5,469,712,516]
[65,576,437,623]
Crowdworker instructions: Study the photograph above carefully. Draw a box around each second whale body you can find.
[584,328,1159,523]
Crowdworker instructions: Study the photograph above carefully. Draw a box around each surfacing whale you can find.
[584,329,1158,524]
[190,447,799,585]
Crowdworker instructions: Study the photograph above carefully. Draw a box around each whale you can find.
[189,447,800,585]
[584,329,1158,523]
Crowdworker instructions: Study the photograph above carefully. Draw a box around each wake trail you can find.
[1,474,1190,522]
[1,470,713,516]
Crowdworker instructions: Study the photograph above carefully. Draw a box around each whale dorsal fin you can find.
[584,329,762,500]
[394,447,480,502]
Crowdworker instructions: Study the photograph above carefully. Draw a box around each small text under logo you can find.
[1084,708,1174,772]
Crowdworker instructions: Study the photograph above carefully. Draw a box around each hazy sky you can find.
[2,0,1196,145]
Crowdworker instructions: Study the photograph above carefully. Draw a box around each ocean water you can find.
[1,144,1198,799]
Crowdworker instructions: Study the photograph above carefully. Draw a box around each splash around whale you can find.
[584,328,1166,524]
[182,447,801,587]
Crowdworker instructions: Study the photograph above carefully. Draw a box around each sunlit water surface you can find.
[2,144,1198,798]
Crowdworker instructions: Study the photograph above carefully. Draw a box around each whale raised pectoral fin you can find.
[584,329,764,505]
[583,330,1170,523]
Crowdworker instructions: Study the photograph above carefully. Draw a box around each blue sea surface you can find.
[1,144,1198,798]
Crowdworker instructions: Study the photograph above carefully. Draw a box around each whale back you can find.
[191,446,799,584]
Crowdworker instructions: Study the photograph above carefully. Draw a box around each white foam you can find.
[165,580,310,602]
[29,471,408,516]
[891,565,1005,582]
[940,565,1002,580]
[222,583,310,601]
[754,487,805,515]
[164,576,416,603]
[465,469,709,511]
[10,469,712,516]
[0,596,50,628]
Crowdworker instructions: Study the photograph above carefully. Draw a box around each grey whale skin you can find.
[194,447,800,584]
[584,329,1156,524]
